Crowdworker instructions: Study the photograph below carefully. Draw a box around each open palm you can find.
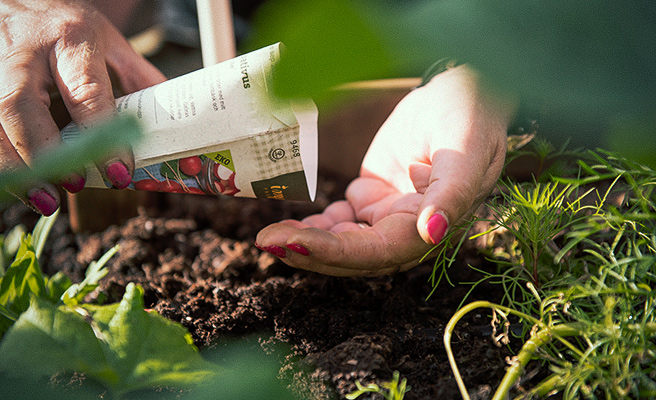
[256,66,513,276]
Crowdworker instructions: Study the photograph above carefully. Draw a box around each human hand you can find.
[256,66,515,276]
[0,0,166,215]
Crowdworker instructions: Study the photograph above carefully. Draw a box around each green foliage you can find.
[0,283,218,396]
[0,213,297,399]
[0,115,142,202]
[441,148,656,399]
[245,0,397,104]
[0,213,215,397]
[346,371,410,400]
[0,211,62,336]
[247,0,656,167]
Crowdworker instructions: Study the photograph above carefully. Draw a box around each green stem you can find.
[491,323,583,400]
[444,301,539,400]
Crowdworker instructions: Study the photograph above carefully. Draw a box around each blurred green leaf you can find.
[31,209,59,260]
[0,283,218,396]
[0,237,47,335]
[606,118,656,169]
[0,115,142,200]
[247,0,656,165]
[245,0,398,102]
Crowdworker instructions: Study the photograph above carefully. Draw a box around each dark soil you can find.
[0,174,532,400]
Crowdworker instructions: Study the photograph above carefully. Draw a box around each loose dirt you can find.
[1,174,532,400]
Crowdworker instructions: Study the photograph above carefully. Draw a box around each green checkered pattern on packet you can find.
[250,127,304,180]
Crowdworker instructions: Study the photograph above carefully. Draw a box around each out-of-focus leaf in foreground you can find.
[245,0,399,101]
[0,115,142,202]
[0,283,218,397]
[247,0,656,167]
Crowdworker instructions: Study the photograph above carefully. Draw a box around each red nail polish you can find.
[105,161,131,189]
[59,172,86,193]
[426,212,448,245]
[28,189,58,216]
[265,245,286,258]
[254,242,264,250]
[286,243,310,256]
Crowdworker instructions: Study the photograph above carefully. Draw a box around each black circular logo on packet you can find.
[269,148,285,162]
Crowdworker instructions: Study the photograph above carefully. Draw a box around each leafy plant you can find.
[441,149,656,399]
[0,212,298,399]
[0,210,65,336]
[346,370,410,400]
[0,211,217,396]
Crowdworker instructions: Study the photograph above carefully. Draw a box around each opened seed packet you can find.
[61,43,318,201]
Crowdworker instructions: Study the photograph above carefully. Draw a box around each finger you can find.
[50,27,133,189]
[257,212,432,274]
[416,142,506,245]
[300,200,356,230]
[331,221,368,233]
[256,223,410,277]
[0,124,60,215]
[345,177,401,224]
[104,28,167,92]
[0,56,62,166]
[345,177,397,212]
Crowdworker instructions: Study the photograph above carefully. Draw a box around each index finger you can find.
[256,212,433,275]
[50,29,134,188]
[0,55,62,166]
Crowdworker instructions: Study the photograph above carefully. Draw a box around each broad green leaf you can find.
[247,0,656,166]
[194,337,297,400]
[0,283,218,396]
[0,237,47,335]
[0,296,112,379]
[245,0,397,103]
[80,283,218,393]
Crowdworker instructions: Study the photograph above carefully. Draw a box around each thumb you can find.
[415,142,506,245]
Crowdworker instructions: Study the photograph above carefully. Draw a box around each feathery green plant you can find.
[441,148,656,399]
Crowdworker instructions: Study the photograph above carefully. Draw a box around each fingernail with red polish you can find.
[28,189,58,216]
[286,243,310,256]
[59,172,86,193]
[265,245,286,258]
[254,242,264,250]
[427,212,448,245]
[105,161,131,189]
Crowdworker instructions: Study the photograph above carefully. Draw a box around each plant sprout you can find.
[346,371,410,400]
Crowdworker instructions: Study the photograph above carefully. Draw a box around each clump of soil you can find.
[0,175,527,400]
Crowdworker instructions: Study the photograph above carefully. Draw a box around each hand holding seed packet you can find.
[62,43,318,202]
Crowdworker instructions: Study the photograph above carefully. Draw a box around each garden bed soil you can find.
[1,174,531,400]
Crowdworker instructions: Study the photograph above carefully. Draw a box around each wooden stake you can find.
[196,0,237,66]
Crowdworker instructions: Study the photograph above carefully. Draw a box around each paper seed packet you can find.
[61,43,318,201]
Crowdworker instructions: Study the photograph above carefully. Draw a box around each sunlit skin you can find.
[0,0,166,213]
[256,66,515,276]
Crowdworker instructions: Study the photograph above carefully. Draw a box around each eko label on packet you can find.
[61,43,318,201]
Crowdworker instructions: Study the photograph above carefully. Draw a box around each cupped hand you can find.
[0,0,166,215]
[256,66,515,276]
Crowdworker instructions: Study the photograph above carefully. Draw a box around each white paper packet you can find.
[61,43,318,201]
